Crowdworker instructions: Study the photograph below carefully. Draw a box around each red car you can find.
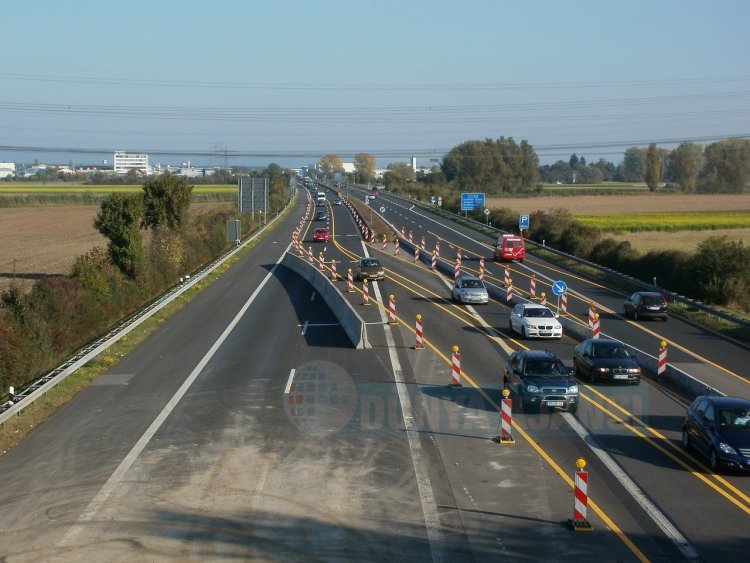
[313,227,330,242]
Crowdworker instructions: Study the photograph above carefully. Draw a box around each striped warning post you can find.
[592,313,601,339]
[588,303,597,329]
[657,341,667,379]
[409,230,413,244]
[307,246,314,263]
[494,389,515,444]
[540,292,547,306]
[561,292,568,314]
[382,234,387,250]
[318,252,325,272]
[530,275,537,298]
[347,269,355,293]
[330,259,338,281]
[421,236,426,251]
[401,226,405,236]
[506,278,513,302]
[450,346,462,387]
[479,256,485,280]
[388,295,397,324]
[362,279,371,305]
[394,238,400,255]
[454,259,461,280]
[504,265,510,287]
[414,245,420,263]
[569,459,593,531]
[431,251,437,270]
[436,240,440,256]
[415,314,424,349]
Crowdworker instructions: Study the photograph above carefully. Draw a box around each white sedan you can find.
[509,303,563,339]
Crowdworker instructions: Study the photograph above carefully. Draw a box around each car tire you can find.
[522,326,527,339]
[681,428,691,450]
[568,403,578,414]
[633,310,639,321]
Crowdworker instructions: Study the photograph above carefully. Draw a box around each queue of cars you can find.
[305,198,748,473]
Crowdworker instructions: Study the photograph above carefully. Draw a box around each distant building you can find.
[0,162,15,178]
[113,151,150,175]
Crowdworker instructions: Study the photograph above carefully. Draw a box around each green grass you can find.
[574,211,750,232]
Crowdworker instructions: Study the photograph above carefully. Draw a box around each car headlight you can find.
[595,367,609,373]
[568,385,579,394]
[719,442,737,455]
[526,384,540,393]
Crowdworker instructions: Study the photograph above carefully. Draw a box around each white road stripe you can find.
[59,244,291,547]
[362,241,446,562]
[301,320,309,335]
[284,368,296,394]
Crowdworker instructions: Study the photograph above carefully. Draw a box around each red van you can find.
[494,234,525,263]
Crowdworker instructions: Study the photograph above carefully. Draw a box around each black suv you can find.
[623,291,667,321]
[503,350,578,413]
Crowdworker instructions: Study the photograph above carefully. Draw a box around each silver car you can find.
[451,275,489,304]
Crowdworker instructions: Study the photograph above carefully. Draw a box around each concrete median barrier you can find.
[282,251,370,349]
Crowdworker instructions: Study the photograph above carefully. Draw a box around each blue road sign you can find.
[461,192,485,211]
[552,280,568,296]
[519,214,530,230]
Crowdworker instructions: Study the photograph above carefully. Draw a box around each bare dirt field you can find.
[487,193,750,214]
[0,203,233,293]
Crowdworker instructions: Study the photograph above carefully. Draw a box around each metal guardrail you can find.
[0,195,296,422]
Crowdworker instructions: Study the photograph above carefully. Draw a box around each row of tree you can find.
[313,137,749,195]
[539,139,750,193]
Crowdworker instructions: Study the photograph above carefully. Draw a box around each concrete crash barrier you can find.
[281,251,370,349]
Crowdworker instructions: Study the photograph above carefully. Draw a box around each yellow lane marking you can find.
[583,385,750,508]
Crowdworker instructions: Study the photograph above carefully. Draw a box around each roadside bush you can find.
[557,222,601,257]
[589,238,637,270]
[627,249,692,292]
[527,208,573,246]
[686,236,750,305]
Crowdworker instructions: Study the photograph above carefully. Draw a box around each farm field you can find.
[0,183,235,194]
[0,202,234,293]
[608,228,750,253]
[486,193,750,214]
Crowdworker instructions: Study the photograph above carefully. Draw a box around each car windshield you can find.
[592,344,628,359]
[525,360,566,376]
[461,280,482,288]
[718,408,750,429]
[524,308,553,318]
[361,259,380,267]
[643,295,664,306]
[315,229,327,234]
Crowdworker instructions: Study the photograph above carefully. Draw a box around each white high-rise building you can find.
[113,151,149,174]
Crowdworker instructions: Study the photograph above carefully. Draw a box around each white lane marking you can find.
[362,241,446,562]
[284,368,296,394]
[562,413,700,562]
[59,244,291,547]
[439,278,514,356]
[301,320,309,335]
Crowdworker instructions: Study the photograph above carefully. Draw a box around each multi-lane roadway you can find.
[0,184,747,561]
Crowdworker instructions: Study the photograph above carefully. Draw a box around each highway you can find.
[0,185,747,561]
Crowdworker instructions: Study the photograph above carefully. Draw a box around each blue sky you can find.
[2,0,749,168]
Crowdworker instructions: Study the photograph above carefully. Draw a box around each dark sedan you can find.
[682,395,750,472]
[573,338,641,384]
